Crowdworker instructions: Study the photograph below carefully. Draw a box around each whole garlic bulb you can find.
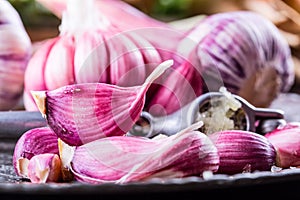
[0,0,32,110]
[178,11,295,107]
[23,0,164,111]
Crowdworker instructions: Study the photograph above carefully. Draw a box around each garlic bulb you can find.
[0,0,32,110]
[23,0,163,111]
[178,11,295,105]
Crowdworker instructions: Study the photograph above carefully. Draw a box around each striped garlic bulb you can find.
[0,0,32,110]
[178,11,295,107]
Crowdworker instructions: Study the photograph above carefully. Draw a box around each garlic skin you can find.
[209,130,276,175]
[265,123,300,168]
[32,60,173,146]
[13,127,59,177]
[58,123,219,184]
[0,0,32,110]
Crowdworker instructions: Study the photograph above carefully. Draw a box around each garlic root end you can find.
[31,91,47,117]
[58,138,75,181]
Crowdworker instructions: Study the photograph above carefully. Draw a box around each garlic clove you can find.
[27,153,62,183]
[265,123,300,168]
[13,127,59,177]
[58,121,219,184]
[209,130,277,175]
[44,36,76,90]
[32,60,173,146]
[23,38,58,111]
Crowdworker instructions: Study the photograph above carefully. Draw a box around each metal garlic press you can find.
[128,92,285,138]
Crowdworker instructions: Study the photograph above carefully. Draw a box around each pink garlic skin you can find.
[0,0,32,110]
[265,123,300,168]
[13,127,59,176]
[27,153,62,183]
[66,130,219,184]
[209,130,277,175]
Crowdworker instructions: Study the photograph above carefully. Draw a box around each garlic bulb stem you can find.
[60,0,110,35]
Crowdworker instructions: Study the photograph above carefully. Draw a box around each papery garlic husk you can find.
[265,122,300,168]
[27,153,62,183]
[32,60,173,146]
[178,11,295,96]
[13,127,59,177]
[23,0,163,111]
[0,0,32,110]
[58,121,219,184]
[208,130,276,175]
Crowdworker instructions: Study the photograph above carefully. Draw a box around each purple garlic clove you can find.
[13,127,59,177]
[32,60,173,146]
[58,121,219,184]
[208,130,277,175]
[265,123,300,168]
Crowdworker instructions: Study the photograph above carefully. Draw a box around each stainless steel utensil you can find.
[128,92,285,138]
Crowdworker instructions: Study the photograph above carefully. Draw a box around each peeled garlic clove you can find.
[209,130,276,175]
[13,127,59,177]
[32,60,173,146]
[58,122,219,184]
[265,123,300,168]
[27,153,62,183]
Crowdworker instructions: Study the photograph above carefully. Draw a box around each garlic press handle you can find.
[253,107,284,120]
